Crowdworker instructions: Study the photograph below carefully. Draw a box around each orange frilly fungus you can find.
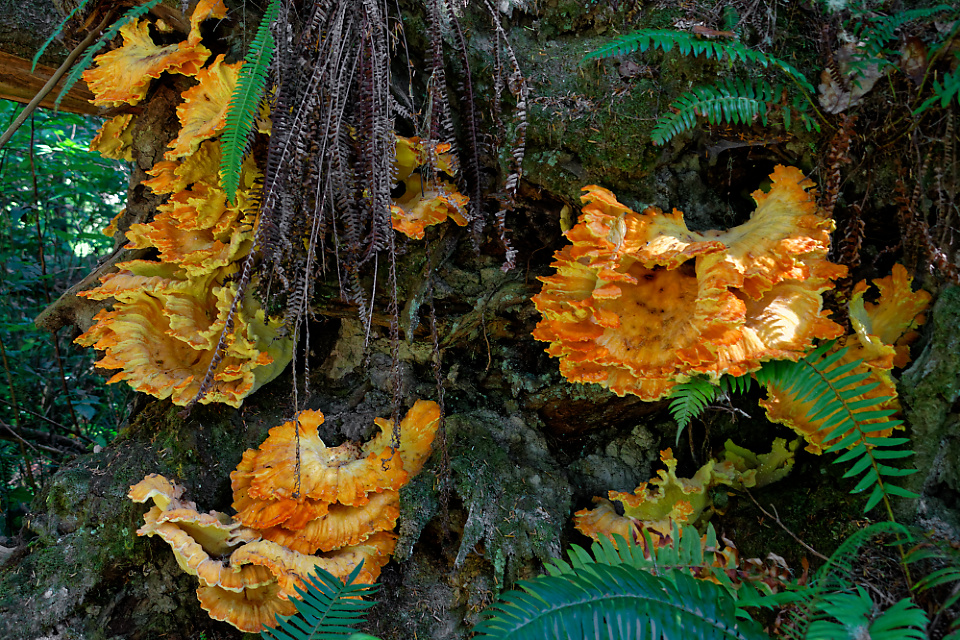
[82,20,209,108]
[232,401,440,528]
[390,136,469,239]
[166,55,241,160]
[575,440,795,546]
[75,263,291,408]
[761,264,931,453]
[127,144,261,276]
[90,114,134,161]
[130,401,440,632]
[83,0,227,109]
[82,12,282,409]
[533,165,846,400]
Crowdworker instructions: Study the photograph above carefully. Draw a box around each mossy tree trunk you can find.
[2,2,959,639]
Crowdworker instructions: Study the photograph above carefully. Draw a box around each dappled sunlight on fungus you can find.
[78,0,290,409]
[533,166,846,400]
[760,264,931,454]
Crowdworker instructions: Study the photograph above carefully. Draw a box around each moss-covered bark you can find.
[2,1,959,638]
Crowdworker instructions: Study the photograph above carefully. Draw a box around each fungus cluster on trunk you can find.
[130,400,441,632]
[533,165,848,400]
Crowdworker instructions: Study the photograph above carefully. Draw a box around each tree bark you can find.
[1,2,959,639]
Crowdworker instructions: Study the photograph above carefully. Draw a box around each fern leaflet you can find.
[220,0,279,204]
[583,29,814,92]
[31,0,92,72]
[806,588,928,640]
[548,522,783,616]
[756,342,917,518]
[261,562,378,640]
[907,535,960,629]
[651,79,781,146]
[668,373,753,443]
[769,521,915,640]
[915,53,960,115]
[54,0,164,111]
[474,560,768,640]
[852,5,955,61]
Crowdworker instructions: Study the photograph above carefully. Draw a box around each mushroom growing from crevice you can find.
[574,439,796,546]
[389,136,469,239]
[574,440,796,592]
[533,165,847,400]
[129,401,441,632]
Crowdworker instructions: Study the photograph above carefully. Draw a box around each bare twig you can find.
[0,9,115,152]
[0,419,86,455]
[745,488,829,562]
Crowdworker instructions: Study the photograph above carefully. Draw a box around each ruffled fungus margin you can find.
[760,264,931,453]
[129,401,440,632]
[533,166,846,401]
[78,2,290,408]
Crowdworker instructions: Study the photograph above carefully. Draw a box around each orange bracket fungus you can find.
[761,264,931,453]
[129,401,440,632]
[574,440,795,592]
[574,439,795,547]
[390,136,469,239]
[78,1,290,408]
[533,165,847,400]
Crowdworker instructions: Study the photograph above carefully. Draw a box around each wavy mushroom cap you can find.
[128,473,186,511]
[143,140,223,195]
[533,167,846,400]
[258,490,401,554]
[576,443,795,546]
[760,264,930,454]
[75,265,291,407]
[138,506,273,592]
[362,399,442,477]
[851,263,931,368]
[390,176,469,240]
[90,114,134,161]
[233,409,408,507]
[390,137,468,239]
[607,449,733,527]
[166,55,241,159]
[574,497,642,544]
[229,532,396,600]
[83,19,209,108]
[197,581,296,633]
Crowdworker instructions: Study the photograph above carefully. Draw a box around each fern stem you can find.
[799,358,915,585]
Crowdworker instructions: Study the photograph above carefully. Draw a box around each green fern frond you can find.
[583,29,813,92]
[907,536,960,616]
[806,589,928,640]
[776,522,914,640]
[669,378,720,443]
[756,342,917,518]
[669,374,754,443]
[261,562,378,640]
[546,524,785,622]
[853,5,955,60]
[31,0,92,72]
[651,78,782,146]
[53,0,164,111]
[220,0,279,204]
[474,561,768,640]
[915,55,960,115]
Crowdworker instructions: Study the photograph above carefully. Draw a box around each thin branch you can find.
[0,419,86,455]
[744,488,829,562]
[0,9,115,153]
